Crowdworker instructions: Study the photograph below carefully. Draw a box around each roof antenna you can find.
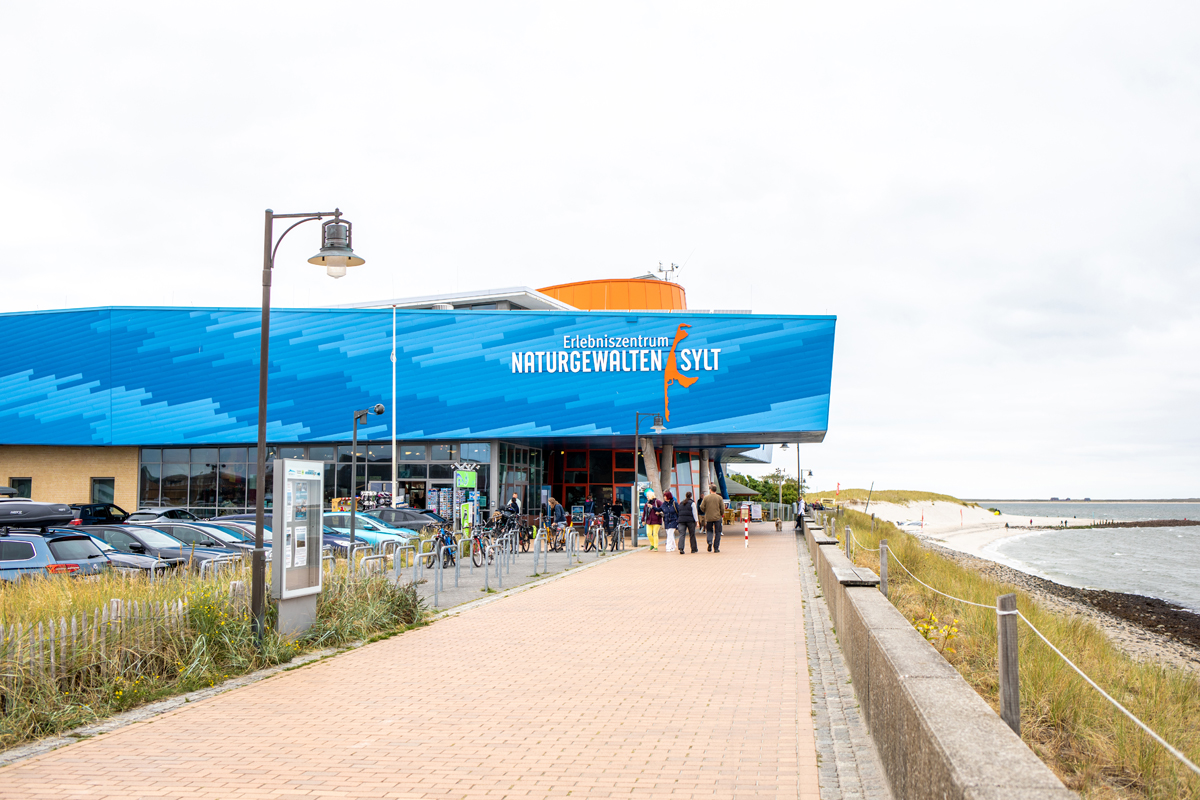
[657,262,681,282]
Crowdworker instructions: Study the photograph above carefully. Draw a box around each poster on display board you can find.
[271,459,324,600]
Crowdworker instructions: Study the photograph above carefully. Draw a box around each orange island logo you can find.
[508,323,718,421]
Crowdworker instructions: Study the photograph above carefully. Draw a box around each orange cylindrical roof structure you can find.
[538,278,687,311]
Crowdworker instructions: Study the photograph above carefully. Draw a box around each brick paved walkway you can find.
[1,526,819,799]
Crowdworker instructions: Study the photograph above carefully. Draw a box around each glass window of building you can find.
[367,444,391,461]
[401,445,426,461]
[9,477,32,498]
[91,478,115,504]
[160,461,188,507]
[337,445,366,462]
[278,446,306,459]
[309,446,335,461]
[428,464,455,480]
[163,448,190,463]
[430,444,457,461]
[462,442,490,462]
[139,462,160,506]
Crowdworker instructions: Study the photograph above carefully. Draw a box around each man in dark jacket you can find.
[676,491,699,554]
[699,483,724,552]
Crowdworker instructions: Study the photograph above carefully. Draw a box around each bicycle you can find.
[547,522,567,552]
[583,516,608,552]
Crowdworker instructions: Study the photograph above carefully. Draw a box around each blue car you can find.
[323,512,418,548]
[208,516,361,555]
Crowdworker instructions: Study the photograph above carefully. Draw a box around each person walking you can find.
[676,491,699,554]
[700,483,724,553]
[662,490,679,552]
[642,490,663,550]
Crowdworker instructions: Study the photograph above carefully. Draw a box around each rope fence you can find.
[819,515,1200,779]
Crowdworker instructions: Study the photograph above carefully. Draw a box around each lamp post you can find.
[253,208,365,641]
[348,404,386,575]
[632,412,665,547]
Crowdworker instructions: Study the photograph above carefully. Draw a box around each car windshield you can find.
[48,537,105,560]
[195,527,243,544]
[133,529,187,548]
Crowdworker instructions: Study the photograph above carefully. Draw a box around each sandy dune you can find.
[833,498,1086,559]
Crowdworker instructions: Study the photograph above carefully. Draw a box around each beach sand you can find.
[842,498,1082,558]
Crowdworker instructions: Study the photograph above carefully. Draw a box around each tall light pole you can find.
[633,412,665,547]
[253,208,365,640]
[348,404,386,575]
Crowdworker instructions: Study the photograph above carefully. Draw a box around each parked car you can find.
[323,512,418,548]
[0,529,111,581]
[125,507,203,523]
[68,503,130,526]
[86,525,241,569]
[212,514,378,555]
[76,532,183,574]
[140,522,256,554]
[367,506,444,531]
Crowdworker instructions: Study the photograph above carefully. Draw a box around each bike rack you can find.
[360,553,388,576]
[147,558,172,582]
[415,538,439,582]
[199,556,239,580]
[388,544,416,586]
[322,552,336,573]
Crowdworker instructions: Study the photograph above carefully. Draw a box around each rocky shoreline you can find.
[921,540,1200,675]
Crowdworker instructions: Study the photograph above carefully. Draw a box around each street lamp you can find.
[252,208,365,641]
[348,404,386,575]
[632,412,665,547]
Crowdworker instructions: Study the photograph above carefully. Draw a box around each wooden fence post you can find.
[879,540,888,597]
[998,593,1020,736]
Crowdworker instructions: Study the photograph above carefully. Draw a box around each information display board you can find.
[272,459,324,600]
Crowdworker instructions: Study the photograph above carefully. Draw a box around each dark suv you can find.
[69,503,130,526]
[87,525,241,569]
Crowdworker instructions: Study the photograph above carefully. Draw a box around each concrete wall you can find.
[0,446,140,511]
[801,519,1075,799]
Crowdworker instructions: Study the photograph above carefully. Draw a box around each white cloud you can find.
[1,0,1197,497]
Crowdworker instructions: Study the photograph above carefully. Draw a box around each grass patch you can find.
[811,488,973,506]
[837,508,1200,798]
[0,561,425,750]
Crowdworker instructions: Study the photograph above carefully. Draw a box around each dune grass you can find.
[828,508,1200,799]
[0,561,425,750]
[810,488,974,506]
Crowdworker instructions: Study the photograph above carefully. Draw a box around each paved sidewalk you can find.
[795,533,891,799]
[409,536,626,610]
[2,525,819,799]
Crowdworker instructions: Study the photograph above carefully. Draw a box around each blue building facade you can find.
[0,306,835,516]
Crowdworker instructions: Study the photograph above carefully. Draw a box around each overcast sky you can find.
[3,2,1198,499]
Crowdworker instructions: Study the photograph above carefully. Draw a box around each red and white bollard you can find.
[744,517,749,548]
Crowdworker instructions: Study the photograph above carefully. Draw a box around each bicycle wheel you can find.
[520,530,530,552]
[471,537,484,567]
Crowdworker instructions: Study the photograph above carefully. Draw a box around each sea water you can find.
[977,502,1200,612]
